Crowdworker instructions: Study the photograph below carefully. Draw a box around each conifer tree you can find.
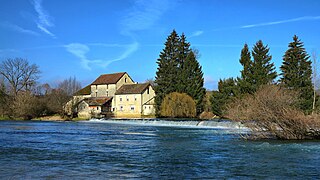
[251,40,277,91]
[181,51,206,114]
[154,30,180,115]
[280,35,313,113]
[155,30,205,116]
[210,78,239,116]
[238,43,254,94]
[178,33,191,66]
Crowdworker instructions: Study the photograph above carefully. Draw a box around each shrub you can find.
[160,92,196,118]
[226,85,320,139]
[11,92,46,119]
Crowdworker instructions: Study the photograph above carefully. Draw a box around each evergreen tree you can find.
[280,35,313,113]
[210,78,239,116]
[251,40,277,91]
[238,43,254,94]
[155,30,206,116]
[154,30,180,115]
[178,33,191,66]
[176,33,191,92]
[181,51,206,114]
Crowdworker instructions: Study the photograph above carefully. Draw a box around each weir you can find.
[88,118,250,131]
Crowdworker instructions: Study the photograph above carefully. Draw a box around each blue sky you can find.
[1,0,320,90]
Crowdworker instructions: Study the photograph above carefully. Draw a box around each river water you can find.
[0,120,319,179]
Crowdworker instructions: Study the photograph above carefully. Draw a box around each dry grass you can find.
[199,111,217,119]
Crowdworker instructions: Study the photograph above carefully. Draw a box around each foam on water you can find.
[87,118,250,132]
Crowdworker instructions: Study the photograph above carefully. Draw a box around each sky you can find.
[1,0,320,90]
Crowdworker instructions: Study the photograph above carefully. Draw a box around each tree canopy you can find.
[0,58,40,96]
[280,35,313,113]
[155,30,205,117]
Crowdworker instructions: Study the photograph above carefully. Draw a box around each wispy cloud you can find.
[190,30,204,38]
[241,16,320,29]
[210,16,320,32]
[37,24,55,37]
[99,42,139,68]
[65,42,139,70]
[31,0,55,38]
[120,0,173,36]
[0,22,40,36]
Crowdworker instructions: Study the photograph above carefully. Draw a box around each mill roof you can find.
[83,97,113,106]
[115,83,150,95]
[91,72,127,85]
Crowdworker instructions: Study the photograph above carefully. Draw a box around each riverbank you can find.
[33,115,67,121]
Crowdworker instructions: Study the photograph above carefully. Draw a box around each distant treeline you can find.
[0,58,81,120]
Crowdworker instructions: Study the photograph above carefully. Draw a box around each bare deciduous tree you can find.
[57,76,81,96]
[0,58,40,96]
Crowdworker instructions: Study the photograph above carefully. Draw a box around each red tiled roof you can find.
[115,83,150,95]
[91,72,126,85]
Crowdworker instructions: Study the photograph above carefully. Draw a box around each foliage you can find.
[11,92,46,120]
[0,58,40,96]
[210,78,239,116]
[251,40,277,91]
[155,30,180,115]
[57,76,82,96]
[155,30,205,117]
[203,91,212,113]
[0,79,9,117]
[180,51,206,114]
[237,43,254,94]
[280,35,313,114]
[226,85,320,140]
[45,89,70,115]
[160,92,196,118]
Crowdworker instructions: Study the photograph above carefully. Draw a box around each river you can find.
[0,119,319,179]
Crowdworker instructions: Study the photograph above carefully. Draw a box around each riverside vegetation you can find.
[0,58,81,120]
[211,35,320,139]
[0,32,319,140]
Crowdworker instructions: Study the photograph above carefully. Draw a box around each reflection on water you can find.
[0,120,319,179]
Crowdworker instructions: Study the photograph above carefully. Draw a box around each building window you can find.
[134,95,137,101]
[147,88,149,94]
[125,78,127,83]
[106,84,108,89]
[120,106,123,111]
[120,97,122,101]
[126,96,129,101]
[106,91,108,96]
[95,92,98,97]
[97,107,99,110]
[112,108,115,112]
[145,106,147,109]
[131,106,135,111]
